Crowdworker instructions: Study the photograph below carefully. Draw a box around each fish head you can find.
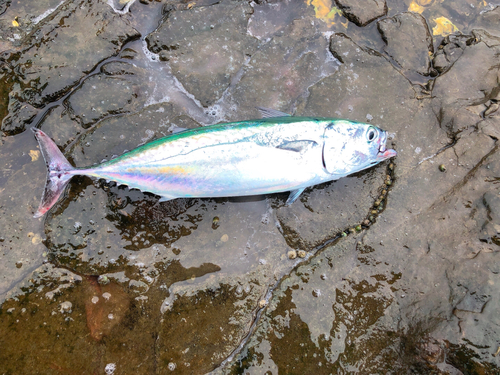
[322,121,396,176]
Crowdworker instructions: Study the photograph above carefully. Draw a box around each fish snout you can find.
[377,132,396,160]
[378,148,397,160]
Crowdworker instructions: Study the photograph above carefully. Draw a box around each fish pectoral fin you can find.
[276,140,318,154]
[256,107,291,118]
[286,188,305,205]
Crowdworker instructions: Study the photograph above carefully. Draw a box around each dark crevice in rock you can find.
[434,106,461,146]
[334,0,387,27]
[432,33,478,76]
[0,0,11,16]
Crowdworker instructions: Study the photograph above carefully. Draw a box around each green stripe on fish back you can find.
[98,117,361,167]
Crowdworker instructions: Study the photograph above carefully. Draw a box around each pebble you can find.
[212,216,220,229]
[59,301,72,314]
[98,275,110,286]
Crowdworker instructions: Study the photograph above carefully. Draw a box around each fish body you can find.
[32,108,396,218]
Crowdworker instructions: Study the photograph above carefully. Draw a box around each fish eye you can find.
[366,127,378,142]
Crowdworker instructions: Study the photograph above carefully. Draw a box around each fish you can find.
[32,107,396,218]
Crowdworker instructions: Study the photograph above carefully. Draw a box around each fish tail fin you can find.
[32,128,75,218]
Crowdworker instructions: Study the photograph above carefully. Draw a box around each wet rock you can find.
[0,130,47,297]
[67,62,147,128]
[478,191,500,246]
[221,18,338,120]
[470,5,500,37]
[248,0,312,41]
[227,236,397,373]
[3,0,500,372]
[4,0,140,130]
[34,104,82,149]
[0,265,158,373]
[273,168,388,250]
[146,0,258,107]
[432,34,474,74]
[377,12,434,77]
[334,0,387,27]
[455,291,490,313]
[0,0,10,16]
[1,95,37,135]
[157,281,263,373]
[432,30,500,134]
[0,71,11,124]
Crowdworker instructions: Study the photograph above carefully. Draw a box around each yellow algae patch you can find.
[29,150,40,162]
[432,16,459,36]
[306,0,343,26]
[408,0,433,14]
[409,1,425,13]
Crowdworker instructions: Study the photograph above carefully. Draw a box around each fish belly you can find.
[89,141,326,199]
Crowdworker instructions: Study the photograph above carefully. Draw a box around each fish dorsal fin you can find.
[170,127,188,134]
[256,107,291,118]
[158,196,174,202]
[276,140,318,154]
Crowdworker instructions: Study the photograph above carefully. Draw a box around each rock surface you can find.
[377,12,434,76]
[146,0,258,107]
[334,0,387,27]
[1,0,500,373]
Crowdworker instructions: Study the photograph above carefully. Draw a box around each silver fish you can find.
[32,107,396,217]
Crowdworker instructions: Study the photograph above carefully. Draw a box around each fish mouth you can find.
[377,131,397,160]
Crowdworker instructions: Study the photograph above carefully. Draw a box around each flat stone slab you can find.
[377,12,434,76]
[334,0,387,27]
[146,0,258,107]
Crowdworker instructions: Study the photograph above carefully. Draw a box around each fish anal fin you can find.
[286,188,305,205]
[276,140,318,154]
[256,107,291,118]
